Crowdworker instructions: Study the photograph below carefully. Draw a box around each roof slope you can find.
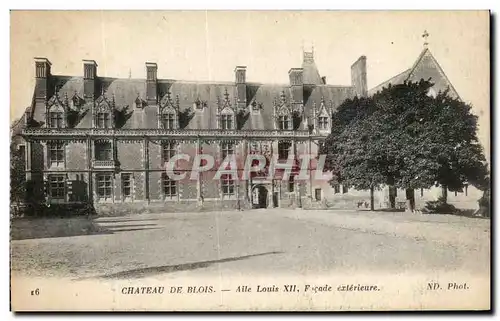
[368,48,460,99]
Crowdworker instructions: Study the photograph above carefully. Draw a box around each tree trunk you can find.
[389,185,396,208]
[441,186,448,203]
[405,188,415,213]
[370,186,375,211]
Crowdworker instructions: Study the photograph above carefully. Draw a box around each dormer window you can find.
[49,112,64,128]
[278,115,291,130]
[217,88,236,130]
[161,113,175,129]
[314,97,332,133]
[46,90,68,128]
[93,93,115,129]
[96,112,111,128]
[159,92,179,130]
[274,91,293,131]
[220,114,233,130]
[318,116,329,130]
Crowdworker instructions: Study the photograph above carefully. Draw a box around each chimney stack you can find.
[234,66,247,109]
[288,68,305,129]
[351,56,367,97]
[34,57,52,101]
[146,62,158,105]
[83,60,98,100]
[288,67,304,104]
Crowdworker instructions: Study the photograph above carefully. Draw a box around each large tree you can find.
[321,79,488,211]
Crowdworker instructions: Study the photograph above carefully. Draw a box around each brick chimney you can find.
[34,57,52,102]
[146,62,158,105]
[351,56,367,97]
[234,66,247,109]
[83,60,98,100]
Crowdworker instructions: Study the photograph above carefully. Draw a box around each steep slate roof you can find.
[26,52,357,130]
[368,48,460,99]
[302,51,324,85]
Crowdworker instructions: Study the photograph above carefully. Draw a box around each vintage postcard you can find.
[10,10,491,311]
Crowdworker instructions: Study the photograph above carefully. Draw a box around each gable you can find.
[407,50,459,98]
[368,48,460,99]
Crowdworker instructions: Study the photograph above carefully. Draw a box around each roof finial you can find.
[128,68,132,79]
[422,30,430,48]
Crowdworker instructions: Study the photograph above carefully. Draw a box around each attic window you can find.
[278,115,291,130]
[318,116,329,130]
[96,112,111,128]
[220,114,233,130]
[161,113,175,130]
[49,112,64,128]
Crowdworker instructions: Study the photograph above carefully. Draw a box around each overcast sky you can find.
[10,11,490,155]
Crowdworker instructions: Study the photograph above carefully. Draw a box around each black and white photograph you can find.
[9,10,491,311]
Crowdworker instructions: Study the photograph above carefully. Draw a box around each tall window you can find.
[220,114,233,130]
[288,175,295,192]
[221,174,235,196]
[162,173,177,197]
[334,184,340,194]
[96,173,113,200]
[48,175,65,199]
[342,185,349,194]
[278,141,291,160]
[49,112,64,128]
[318,116,328,130]
[96,112,111,128]
[95,142,112,161]
[161,113,175,129]
[162,141,176,164]
[221,142,234,160]
[121,173,132,199]
[48,142,65,166]
[278,115,290,130]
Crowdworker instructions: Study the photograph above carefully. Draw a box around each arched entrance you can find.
[252,185,269,209]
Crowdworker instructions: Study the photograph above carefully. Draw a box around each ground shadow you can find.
[95,218,160,223]
[10,219,161,241]
[93,251,284,280]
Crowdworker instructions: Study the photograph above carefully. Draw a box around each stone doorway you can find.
[252,184,269,209]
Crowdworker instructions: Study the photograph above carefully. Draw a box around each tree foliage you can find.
[320,79,489,207]
[10,143,25,205]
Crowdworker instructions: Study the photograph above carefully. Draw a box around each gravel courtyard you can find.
[10,209,490,280]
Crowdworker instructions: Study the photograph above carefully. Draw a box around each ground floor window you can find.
[334,184,340,194]
[162,173,177,197]
[48,175,65,199]
[121,173,132,199]
[97,173,113,200]
[342,185,349,194]
[221,174,235,196]
[315,188,322,201]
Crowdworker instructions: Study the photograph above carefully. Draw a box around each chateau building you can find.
[16,47,482,214]
[18,50,366,214]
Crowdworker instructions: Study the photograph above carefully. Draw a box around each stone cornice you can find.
[22,128,326,140]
